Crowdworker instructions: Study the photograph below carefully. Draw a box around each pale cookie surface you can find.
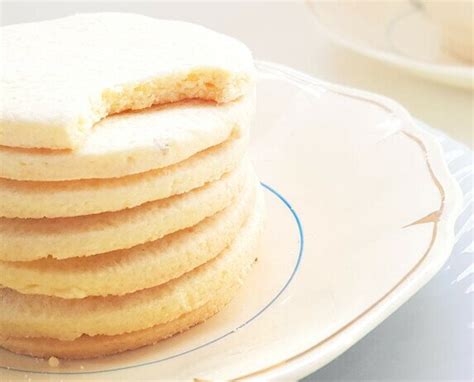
[0,284,241,359]
[0,174,256,298]
[0,161,251,261]
[0,93,254,181]
[0,136,247,218]
[0,186,265,340]
[0,13,255,149]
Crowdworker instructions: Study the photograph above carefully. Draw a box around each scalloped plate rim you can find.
[242,60,464,380]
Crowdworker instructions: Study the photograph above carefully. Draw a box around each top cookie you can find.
[0,13,255,149]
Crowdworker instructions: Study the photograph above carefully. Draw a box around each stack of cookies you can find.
[0,13,264,359]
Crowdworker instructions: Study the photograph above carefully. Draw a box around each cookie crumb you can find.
[48,356,60,367]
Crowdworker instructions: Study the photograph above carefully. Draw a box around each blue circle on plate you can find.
[3,182,304,375]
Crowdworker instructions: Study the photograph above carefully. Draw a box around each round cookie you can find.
[0,175,256,298]
[0,13,255,149]
[0,161,251,262]
[0,284,240,360]
[0,135,247,218]
[0,93,254,181]
[0,186,265,341]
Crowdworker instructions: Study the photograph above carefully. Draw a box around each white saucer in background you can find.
[307,1,473,89]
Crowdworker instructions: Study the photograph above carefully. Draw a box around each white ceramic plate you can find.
[0,61,462,381]
[307,1,473,89]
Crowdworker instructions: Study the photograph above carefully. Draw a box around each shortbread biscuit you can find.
[0,186,264,340]
[0,93,254,181]
[0,136,247,218]
[0,175,256,298]
[0,13,255,149]
[0,283,240,359]
[0,162,251,262]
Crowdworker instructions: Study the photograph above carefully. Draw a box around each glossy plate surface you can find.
[0,61,463,381]
[307,1,473,89]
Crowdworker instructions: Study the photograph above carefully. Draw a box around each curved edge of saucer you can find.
[305,1,474,90]
[242,61,464,381]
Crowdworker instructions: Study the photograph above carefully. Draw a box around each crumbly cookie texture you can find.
[0,285,238,360]
[0,92,254,181]
[0,13,255,149]
[0,186,265,342]
[0,171,257,298]
[0,161,251,262]
[0,135,248,218]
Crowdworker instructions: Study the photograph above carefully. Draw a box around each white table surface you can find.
[1,1,473,381]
